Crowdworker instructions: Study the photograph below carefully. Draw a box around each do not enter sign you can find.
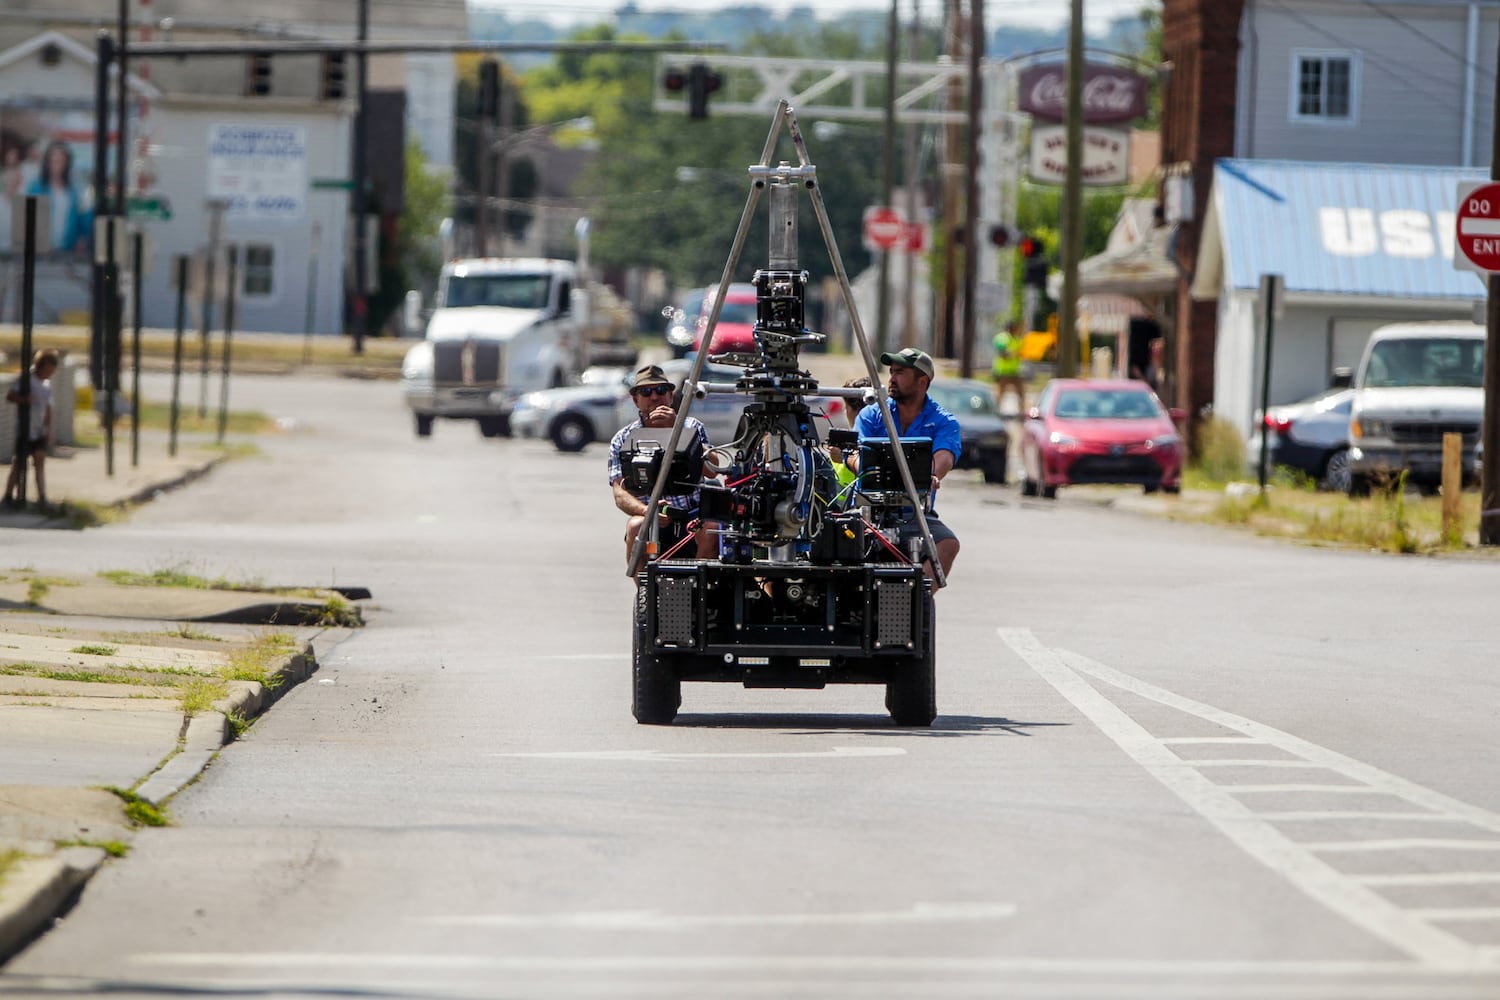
[1457,182,1500,272]
[863,206,905,252]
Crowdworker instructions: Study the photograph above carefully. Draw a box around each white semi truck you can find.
[401,257,635,439]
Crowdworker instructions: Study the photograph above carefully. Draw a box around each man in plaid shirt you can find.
[608,364,716,572]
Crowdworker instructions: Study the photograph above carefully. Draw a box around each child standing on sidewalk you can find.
[4,348,59,509]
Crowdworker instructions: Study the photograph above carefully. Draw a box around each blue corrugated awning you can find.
[1193,158,1488,302]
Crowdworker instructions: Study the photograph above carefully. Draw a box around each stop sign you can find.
[863,206,905,251]
[1457,182,1500,272]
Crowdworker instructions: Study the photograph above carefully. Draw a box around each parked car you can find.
[1346,321,1485,496]
[1019,378,1184,498]
[925,377,1011,484]
[510,360,756,452]
[692,283,759,355]
[1246,387,1355,492]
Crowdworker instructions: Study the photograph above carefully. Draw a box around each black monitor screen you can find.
[858,437,933,492]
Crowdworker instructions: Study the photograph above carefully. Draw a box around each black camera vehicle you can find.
[625,104,944,727]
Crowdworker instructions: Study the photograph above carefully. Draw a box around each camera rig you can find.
[627,102,941,728]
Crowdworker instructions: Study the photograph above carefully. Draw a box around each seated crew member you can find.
[849,347,961,579]
[607,364,716,572]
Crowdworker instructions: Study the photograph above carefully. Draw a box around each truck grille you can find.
[433,340,502,386]
[1390,422,1479,446]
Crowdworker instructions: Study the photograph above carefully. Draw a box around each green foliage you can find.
[399,141,452,298]
[106,787,168,828]
[69,644,119,657]
[57,838,129,858]
[1190,415,1248,485]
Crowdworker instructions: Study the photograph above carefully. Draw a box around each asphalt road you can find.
[1,372,1498,999]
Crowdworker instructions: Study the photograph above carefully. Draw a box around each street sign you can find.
[1456,181,1500,273]
[311,177,355,191]
[126,195,172,221]
[862,206,904,252]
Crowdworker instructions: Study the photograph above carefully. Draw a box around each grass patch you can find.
[70,644,119,656]
[104,788,168,828]
[26,579,48,606]
[0,847,23,888]
[224,631,298,688]
[131,400,277,436]
[317,594,362,627]
[178,676,228,715]
[98,567,266,591]
[56,838,129,858]
[162,624,221,641]
[0,663,144,685]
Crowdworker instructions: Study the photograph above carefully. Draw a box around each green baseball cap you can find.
[879,347,935,379]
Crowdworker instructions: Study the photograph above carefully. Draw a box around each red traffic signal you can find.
[663,67,686,92]
[1019,235,1044,258]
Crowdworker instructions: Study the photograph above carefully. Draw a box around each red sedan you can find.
[1020,379,1184,497]
[693,283,760,355]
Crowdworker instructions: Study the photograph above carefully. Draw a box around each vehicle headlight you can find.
[1048,431,1080,448]
[666,326,694,347]
[401,344,434,380]
[1352,417,1388,440]
[1147,433,1180,449]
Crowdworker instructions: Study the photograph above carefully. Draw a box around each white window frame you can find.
[238,241,277,303]
[1289,49,1360,127]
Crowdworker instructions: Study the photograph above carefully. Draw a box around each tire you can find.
[632,579,680,725]
[1347,473,1371,498]
[1163,484,1181,495]
[414,414,434,438]
[886,584,936,727]
[1322,448,1351,494]
[477,416,512,438]
[1143,483,1160,494]
[1041,484,1058,499]
[550,414,593,453]
[1020,476,1038,497]
[981,448,1008,485]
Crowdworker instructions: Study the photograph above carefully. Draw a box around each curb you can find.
[135,644,319,807]
[0,848,105,962]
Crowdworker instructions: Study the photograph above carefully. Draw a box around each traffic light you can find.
[675,62,720,119]
[1021,235,1048,289]
[320,52,346,101]
[478,58,501,122]
[246,53,272,97]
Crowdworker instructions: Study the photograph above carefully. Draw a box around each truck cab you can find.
[1346,320,1486,495]
[401,258,584,438]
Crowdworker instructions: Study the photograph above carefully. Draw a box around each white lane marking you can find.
[128,952,1436,976]
[1305,840,1500,853]
[1262,813,1458,822]
[1187,760,1353,768]
[1054,647,1500,837]
[1413,908,1500,922]
[1224,785,1393,794]
[418,903,1016,930]
[1359,873,1500,887]
[1160,736,1262,744]
[493,747,906,761]
[998,628,1489,971]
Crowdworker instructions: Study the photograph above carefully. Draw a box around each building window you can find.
[242,243,274,298]
[1291,51,1357,124]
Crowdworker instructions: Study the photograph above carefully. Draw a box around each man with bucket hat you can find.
[849,347,961,579]
[607,364,716,572]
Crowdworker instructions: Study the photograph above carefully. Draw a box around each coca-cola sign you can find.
[1018,62,1148,124]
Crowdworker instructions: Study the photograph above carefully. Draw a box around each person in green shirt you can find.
[828,376,872,502]
[992,320,1026,416]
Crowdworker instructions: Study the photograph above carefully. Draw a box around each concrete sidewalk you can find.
[0,435,363,963]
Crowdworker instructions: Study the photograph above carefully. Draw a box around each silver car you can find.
[510,361,753,452]
[1246,387,1355,492]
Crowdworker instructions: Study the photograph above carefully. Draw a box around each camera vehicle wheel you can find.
[414,414,434,438]
[632,582,680,725]
[1020,475,1038,497]
[885,587,936,727]
[981,449,1008,485]
[550,414,593,453]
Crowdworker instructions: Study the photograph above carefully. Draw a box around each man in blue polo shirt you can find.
[851,347,961,579]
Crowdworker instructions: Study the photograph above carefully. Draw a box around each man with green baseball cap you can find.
[850,347,962,579]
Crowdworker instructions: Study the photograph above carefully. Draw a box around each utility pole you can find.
[351,0,369,353]
[877,0,899,353]
[1482,26,1500,544]
[901,0,922,346]
[939,0,964,359]
[1056,0,1084,379]
[960,0,983,378]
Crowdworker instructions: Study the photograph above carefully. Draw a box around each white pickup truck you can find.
[401,258,589,438]
[1346,320,1486,495]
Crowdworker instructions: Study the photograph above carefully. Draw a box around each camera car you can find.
[624,104,944,727]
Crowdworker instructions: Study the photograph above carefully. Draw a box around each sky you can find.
[470,0,1154,33]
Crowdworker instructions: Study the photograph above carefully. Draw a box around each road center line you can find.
[998,627,1488,971]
